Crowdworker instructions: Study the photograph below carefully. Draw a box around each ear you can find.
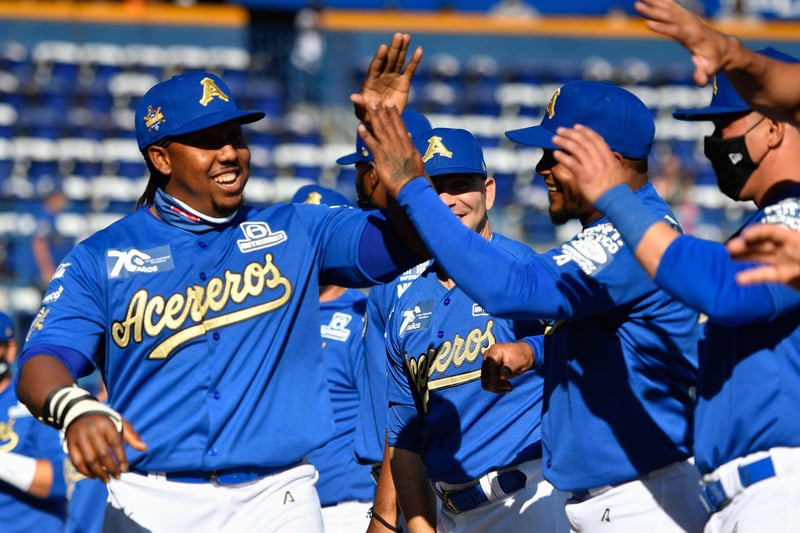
[765,118,784,149]
[483,176,496,211]
[147,145,171,176]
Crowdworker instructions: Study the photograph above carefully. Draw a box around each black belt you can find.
[700,456,776,513]
[438,468,527,514]
[132,464,290,485]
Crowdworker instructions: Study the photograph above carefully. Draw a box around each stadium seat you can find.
[100,138,146,180]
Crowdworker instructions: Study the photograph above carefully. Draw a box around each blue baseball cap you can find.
[673,48,800,121]
[505,80,655,160]
[135,71,265,151]
[336,109,432,165]
[414,127,487,177]
[291,184,353,207]
[0,312,13,341]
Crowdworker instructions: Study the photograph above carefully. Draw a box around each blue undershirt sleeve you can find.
[387,402,424,453]
[357,210,423,283]
[595,184,663,251]
[17,343,93,379]
[396,178,569,318]
[520,335,546,368]
[655,235,800,325]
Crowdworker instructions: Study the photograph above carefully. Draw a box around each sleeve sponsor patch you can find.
[398,300,433,337]
[552,222,624,276]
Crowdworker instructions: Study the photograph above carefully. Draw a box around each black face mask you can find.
[703,117,767,201]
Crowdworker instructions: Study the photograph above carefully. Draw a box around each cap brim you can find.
[505,125,558,149]
[335,152,369,165]
[672,106,749,121]
[428,167,487,177]
[170,110,265,138]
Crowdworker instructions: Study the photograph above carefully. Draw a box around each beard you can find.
[549,205,575,225]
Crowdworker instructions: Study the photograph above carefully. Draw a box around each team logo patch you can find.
[236,222,287,252]
[106,245,174,278]
[143,105,165,132]
[399,300,433,337]
[552,222,623,276]
[472,303,488,317]
[321,312,354,342]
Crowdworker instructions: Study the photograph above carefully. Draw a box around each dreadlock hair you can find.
[136,140,171,208]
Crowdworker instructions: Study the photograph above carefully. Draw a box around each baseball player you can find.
[385,126,568,532]
[337,107,432,533]
[0,311,67,533]
[13,71,425,532]
[551,49,800,532]
[291,184,374,533]
[358,79,707,531]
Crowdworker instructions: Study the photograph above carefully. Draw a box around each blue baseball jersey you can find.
[353,262,429,465]
[649,185,800,473]
[64,476,106,533]
[307,288,374,506]
[0,385,67,533]
[395,179,700,491]
[386,233,545,484]
[21,202,406,473]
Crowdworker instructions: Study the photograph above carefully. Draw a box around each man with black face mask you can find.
[672,48,800,203]
[546,46,800,533]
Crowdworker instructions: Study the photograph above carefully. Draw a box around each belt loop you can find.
[739,456,775,488]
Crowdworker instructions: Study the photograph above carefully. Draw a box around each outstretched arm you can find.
[351,33,423,123]
[17,354,146,483]
[635,0,800,125]
[728,224,800,289]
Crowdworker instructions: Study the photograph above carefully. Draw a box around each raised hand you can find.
[635,0,733,87]
[351,33,423,123]
[551,124,627,204]
[357,101,427,198]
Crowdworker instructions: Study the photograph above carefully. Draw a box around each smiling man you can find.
[13,71,425,532]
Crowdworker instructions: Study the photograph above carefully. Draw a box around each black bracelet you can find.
[368,506,403,533]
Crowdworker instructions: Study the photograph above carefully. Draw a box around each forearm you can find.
[368,436,403,533]
[28,458,54,499]
[722,37,800,125]
[390,447,436,533]
[16,354,76,419]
